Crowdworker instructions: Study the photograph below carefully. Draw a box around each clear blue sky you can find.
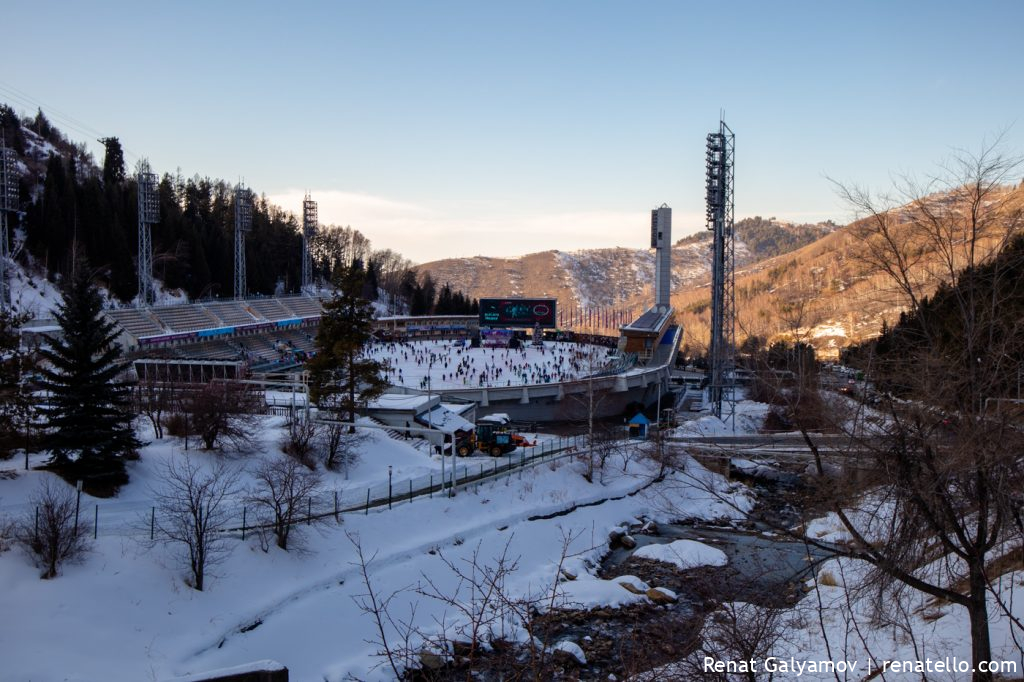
[3,0,1022,262]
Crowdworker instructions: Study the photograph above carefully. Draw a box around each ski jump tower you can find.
[234,185,253,299]
[136,161,160,305]
[0,138,20,311]
[705,119,736,419]
[302,194,317,293]
[652,204,672,312]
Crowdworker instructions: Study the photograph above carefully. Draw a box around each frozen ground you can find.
[4,398,1021,680]
[0,416,746,681]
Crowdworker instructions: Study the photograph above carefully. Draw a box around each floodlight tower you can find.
[0,138,20,311]
[234,185,253,299]
[302,194,317,294]
[136,160,160,306]
[705,119,736,420]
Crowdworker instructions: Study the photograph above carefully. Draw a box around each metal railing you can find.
[0,435,587,541]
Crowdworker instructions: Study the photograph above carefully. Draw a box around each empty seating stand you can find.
[279,296,323,317]
[248,299,293,322]
[105,309,165,338]
[151,305,221,333]
[177,340,241,360]
[203,301,259,326]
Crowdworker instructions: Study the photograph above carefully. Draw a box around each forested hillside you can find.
[674,180,1024,359]
[676,216,837,260]
[0,105,474,314]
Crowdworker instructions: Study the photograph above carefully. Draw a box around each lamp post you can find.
[74,479,83,537]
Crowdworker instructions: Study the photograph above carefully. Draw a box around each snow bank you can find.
[674,400,769,437]
[555,575,650,611]
[632,539,728,569]
[166,659,286,682]
[0,415,750,681]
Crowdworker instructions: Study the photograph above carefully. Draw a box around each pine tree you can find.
[39,260,141,490]
[0,308,36,457]
[307,263,389,430]
[101,137,125,186]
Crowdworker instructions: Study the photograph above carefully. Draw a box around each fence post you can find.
[365,489,370,515]
[93,505,98,539]
[307,497,312,525]
[430,474,433,498]
[334,490,338,522]
[34,506,38,543]
[150,507,155,541]
[242,507,247,541]
[409,480,413,503]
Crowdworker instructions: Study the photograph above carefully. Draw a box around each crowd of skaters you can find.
[366,338,611,389]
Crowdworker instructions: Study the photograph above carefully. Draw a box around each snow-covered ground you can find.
[4,389,1022,680]
[670,399,770,437]
[633,538,728,570]
[366,338,612,390]
[0,414,749,681]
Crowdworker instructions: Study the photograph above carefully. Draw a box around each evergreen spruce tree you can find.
[0,308,36,457]
[39,261,141,489]
[101,137,125,186]
[307,263,388,431]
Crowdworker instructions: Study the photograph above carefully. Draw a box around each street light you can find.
[75,479,83,537]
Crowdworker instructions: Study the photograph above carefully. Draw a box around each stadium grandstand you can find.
[106,295,323,382]
[107,304,482,383]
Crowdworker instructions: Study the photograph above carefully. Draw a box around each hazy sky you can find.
[3,1,1022,262]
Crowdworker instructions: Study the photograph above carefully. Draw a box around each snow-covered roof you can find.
[418,404,475,433]
[441,402,475,417]
[366,393,434,411]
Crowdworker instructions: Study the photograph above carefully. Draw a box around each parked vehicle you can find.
[455,419,528,456]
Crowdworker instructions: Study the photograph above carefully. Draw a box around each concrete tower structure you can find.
[651,204,672,312]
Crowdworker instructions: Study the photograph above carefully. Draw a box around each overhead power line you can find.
[0,80,141,160]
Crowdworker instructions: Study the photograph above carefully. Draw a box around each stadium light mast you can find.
[136,160,160,306]
[302,194,317,294]
[0,136,21,311]
[234,184,253,299]
[705,118,736,421]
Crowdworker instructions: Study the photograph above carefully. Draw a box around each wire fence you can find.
[3,435,587,542]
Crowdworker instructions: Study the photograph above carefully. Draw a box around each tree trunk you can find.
[968,561,993,682]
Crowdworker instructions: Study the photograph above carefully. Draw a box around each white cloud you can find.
[267,189,706,263]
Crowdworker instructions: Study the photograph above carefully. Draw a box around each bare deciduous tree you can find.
[136,375,174,440]
[803,142,1024,680]
[152,456,240,591]
[317,421,364,474]
[350,529,586,681]
[667,601,789,682]
[247,456,322,551]
[17,478,90,578]
[281,416,319,469]
[180,381,261,452]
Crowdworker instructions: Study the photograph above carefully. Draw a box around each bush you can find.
[17,478,90,578]
[163,412,188,438]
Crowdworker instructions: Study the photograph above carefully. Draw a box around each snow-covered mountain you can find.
[414,225,814,310]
